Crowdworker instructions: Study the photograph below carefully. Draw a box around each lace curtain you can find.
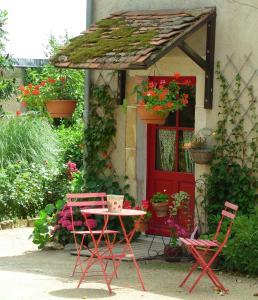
[158,130,176,171]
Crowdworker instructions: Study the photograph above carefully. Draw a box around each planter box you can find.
[152,202,169,217]
[189,148,213,164]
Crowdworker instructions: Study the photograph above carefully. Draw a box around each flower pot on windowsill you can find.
[45,100,77,118]
[137,105,168,125]
[152,202,169,217]
[189,148,213,164]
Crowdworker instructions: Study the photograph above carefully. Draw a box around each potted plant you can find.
[134,200,152,232]
[18,76,77,118]
[150,191,169,217]
[184,132,214,164]
[135,73,189,125]
[164,191,190,262]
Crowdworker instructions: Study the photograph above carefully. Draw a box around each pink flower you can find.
[67,161,78,172]
[74,220,83,226]
[85,219,97,229]
[66,225,73,231]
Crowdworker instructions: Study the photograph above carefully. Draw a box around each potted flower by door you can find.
[135,73,189,125]
[18,76,77,118]
[134,200,152,232]
[164,191,190,262]
[150,191,169,217]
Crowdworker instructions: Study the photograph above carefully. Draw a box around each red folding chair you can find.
[179,201,238,293]
[66,193,119,279]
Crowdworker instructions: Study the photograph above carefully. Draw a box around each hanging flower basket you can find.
[137,105,168,125]
[46,100,77,118]
[135,73,189,125]
[189,148,213,164]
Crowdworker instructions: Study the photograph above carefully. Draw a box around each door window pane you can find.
[155,129,176,171]
[179,131,194,173]
[179,85,196,128]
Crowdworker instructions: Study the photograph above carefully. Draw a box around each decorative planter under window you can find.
[45,100,77,118]
[189,148,213,164]
[137,105,168,125]
[152,202,169,217]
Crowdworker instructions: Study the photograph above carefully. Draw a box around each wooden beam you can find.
[178,41,208,71]
[118,70,126,104]
[204,14,216,109]
[144,10,216,68]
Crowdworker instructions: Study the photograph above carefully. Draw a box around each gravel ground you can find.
[0,227,257,300]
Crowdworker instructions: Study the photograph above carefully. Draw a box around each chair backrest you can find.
[213,201,238,246]
[66,193,107,231]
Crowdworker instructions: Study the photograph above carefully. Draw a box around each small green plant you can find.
[151,191,169,203]
[169,191,190,216]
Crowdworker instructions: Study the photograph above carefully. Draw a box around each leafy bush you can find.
[223,208,258,276]
[0,10,16,101]
[56,123,84,168]
[0,162,70,221]
[0,115,59,167]
[205,158,257,231]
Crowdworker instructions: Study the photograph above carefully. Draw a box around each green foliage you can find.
[223,208,258,276]
[31,199,68,249]
[151,192,169,203]
[53,18,157,64]
[56,123,84,168]
[0,9,16,101]
[83,85,116,182]
[206,157,256,230]
[205,63,257,230]
[0,162,70,221]
[0,115,59,167]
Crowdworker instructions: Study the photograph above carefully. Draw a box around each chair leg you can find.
[72,234,85,276]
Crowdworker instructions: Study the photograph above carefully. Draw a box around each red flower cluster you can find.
[136,72,189,115]
[17,76,74,112]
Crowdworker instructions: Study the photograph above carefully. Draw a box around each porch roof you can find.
[53,7,216,70]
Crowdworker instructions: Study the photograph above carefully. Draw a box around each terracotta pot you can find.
[45,100,77,118]
[152,202,169,217]
[135,221,149,232]
[137,105,168,125]
[189,148,213,164]
[164,245,183,262]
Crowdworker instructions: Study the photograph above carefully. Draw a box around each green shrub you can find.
[0,115,59,167]
[0,162,70,221]
[56,123,84,168]
[205,158,257,231]
[223,208,258,276]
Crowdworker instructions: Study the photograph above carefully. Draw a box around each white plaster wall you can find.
[92,0,258,203]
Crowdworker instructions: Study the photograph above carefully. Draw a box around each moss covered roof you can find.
[53,7,216,70]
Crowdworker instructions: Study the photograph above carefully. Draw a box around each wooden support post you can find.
[118,70,126,105]
[204,15,216,109]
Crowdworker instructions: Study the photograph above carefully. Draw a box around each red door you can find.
[146,76,196,236]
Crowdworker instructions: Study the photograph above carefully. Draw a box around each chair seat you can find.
[179,238,219,247]
[72,230,119,235]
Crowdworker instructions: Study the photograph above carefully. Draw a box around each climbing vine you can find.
[205,62,258,229]
[83,85,132,199]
